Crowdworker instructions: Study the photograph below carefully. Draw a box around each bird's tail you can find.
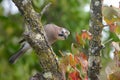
[9,43,30,64]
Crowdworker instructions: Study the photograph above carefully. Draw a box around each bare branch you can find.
[40,2,52,17]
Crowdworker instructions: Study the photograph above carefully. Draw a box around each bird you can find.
[9,24,70,64]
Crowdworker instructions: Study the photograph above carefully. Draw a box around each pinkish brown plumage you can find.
[9,24,70,64]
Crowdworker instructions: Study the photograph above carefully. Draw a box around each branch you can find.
[40,2,52,17]
[12,0,63,80]
[88,0,103,80]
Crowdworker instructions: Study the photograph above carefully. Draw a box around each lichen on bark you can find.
[88,0,103,80]
[12,0,63,80]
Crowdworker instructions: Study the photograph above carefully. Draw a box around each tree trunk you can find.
[88,0,103,80]
[12,0,63,80]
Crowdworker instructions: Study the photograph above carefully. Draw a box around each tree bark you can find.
[88,0,103,80]
[12,0,63,80]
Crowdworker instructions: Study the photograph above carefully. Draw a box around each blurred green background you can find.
[0,0,92,80]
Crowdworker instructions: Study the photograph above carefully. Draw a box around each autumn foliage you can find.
[59,3,120,80]
[59,30,92,80]
[102,4,120,80]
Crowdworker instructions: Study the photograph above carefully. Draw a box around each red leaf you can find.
[109,23,117,32]
[69,71,82,80]
[76,33,84,45]
[76,33,80,43]
[79,53,88,60]
[75,31,92,46]
[75,53,88,72]
[81,30,92,40]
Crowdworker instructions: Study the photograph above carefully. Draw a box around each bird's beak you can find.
[66,30,70,38]
[63,34,67,39]
[58,30,70,39]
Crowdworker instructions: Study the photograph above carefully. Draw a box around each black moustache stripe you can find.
[58,34,64,36]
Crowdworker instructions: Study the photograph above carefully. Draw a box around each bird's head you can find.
[44,24,70,45]
[58,28,70,40]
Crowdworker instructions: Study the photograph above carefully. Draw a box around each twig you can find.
[103,38,113,45]
[40,2,52,17]
[59,50,65,57]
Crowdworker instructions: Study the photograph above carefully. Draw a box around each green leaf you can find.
[0,0,2,3]
[109,32,120,42]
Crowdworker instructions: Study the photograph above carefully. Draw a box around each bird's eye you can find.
[61,30,64,33]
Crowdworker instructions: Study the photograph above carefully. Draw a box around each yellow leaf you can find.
[102,6,120,25]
